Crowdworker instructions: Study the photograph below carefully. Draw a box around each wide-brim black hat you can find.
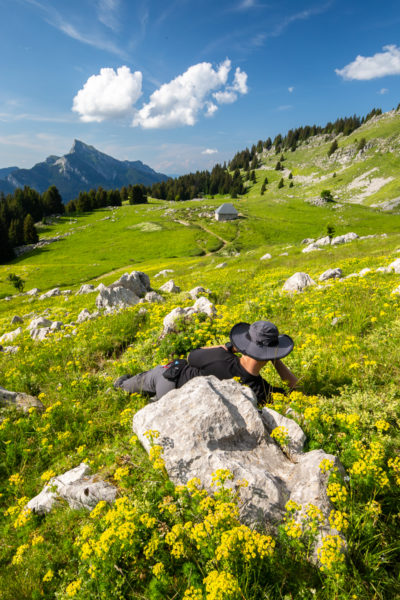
[230,320,294,361]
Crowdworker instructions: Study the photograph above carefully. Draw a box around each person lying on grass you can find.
[114,320,298,405]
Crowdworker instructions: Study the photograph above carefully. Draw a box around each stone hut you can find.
[215,203,238,222]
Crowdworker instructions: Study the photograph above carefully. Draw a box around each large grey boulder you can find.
[30,327,52,341]
[283,272,316,293]
[96,286,140,310]
[160,279,181,293]
[26,463,117,515]
[132,376,341,547]
[39,288,61,300]
[110,271,151,297]
[319,268,343,282]
[0,327,22,344]
[193,296,216,317]
[145,291,165,304]
[76,284,95,295]
[0,386,44,413]
[162,298,217,336]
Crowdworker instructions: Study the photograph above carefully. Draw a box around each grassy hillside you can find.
[1,111,400,600]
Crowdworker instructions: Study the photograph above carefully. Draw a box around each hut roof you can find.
[215,203,238,215]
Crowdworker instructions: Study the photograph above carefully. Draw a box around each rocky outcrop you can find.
[154,269,174,278]
[144,291,165,303]
[188,286,208,299]
[76,284,95,295]
[0,327,22,344]
[26,463,117,515]
[302,243,320,253]
[283,272,316,293]
[39,288,61,300]
[162,297,216,336]
[0,386,44,413]
[331,232,358,245]
[96,286,140,311]
[388,258,400,273]
[132,376,342,549]
[110,271,151,297]
[11,315,23,325]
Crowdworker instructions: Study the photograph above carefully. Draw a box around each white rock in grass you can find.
[2,346,19,354]
[188,286,207,299]
[345,273,359,279]
[331,232,358,246]
[0,327,22,344]
[26,463,117,515]
[319,268,343,282]
[76,284,95,295]
[61,290,71,296]
[145,291,165,303]
[77,309,91,323]
[160,280,181,293]
[261,407,306,456]
[28,317,52,331]
[154,269,174,278]
[283,272,316,293]
[162,307,188,335]
[359,268,371,277]
[376,266,390,273]
[30,327,51,341]
[25,288,40,296]
[315,236,331,247]
[301,238,315,245]
[50,321,63,331]
[388,258,400,273]
[96,286,140,310]
[193,296,216,318]
[110,271,151,297]
[132,376,343,557]
[260,253,272,260]
[39,288,61,300]
[215,262,227,269]
[302,243,320,253]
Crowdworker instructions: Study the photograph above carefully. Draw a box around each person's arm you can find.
[271,359,298,389]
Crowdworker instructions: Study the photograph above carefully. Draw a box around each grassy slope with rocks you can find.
[0,110,400,600]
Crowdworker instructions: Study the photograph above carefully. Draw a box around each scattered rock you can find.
[301,238,315,245]
[0,386,44,413]
[345,273,358,279]
[260,253,272,260]
[77,309,91,323]
[30,328,51,341]
[193,296,216,318]
[0,327,22,344]
[280,252,288,256]
[359,268,371,277]
[302,243,321,254]
[154,269,174,278]
[1,346,19,354]
[315,236,331,247]
[50,321,63,331]
[28,317,52,331]
[132,376,342,552]
[25,288,40,296]
[11,315,23,325]
[388,258,400,273]
[61,290,71,296]
[159,280,181,293]
[145,291,165,303]
[283,273,316,293]
[96,286,140,310]
[39,288,61,300]
[188,286,207,299]
[319,268,343,282]
[26,463,117,515]
[376,266,390,273]
[76,284,95,295]
[110,271,151,298]
[162,297,217,336]
[215,262,227,269]
[331,232,358,246]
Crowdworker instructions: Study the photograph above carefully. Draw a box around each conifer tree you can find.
[23,214,39,244]
[8,218,24,246]
[278,178,284,189]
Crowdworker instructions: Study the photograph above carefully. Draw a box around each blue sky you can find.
[1,0,400,175]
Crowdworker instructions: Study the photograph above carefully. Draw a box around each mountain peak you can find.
[69,139,95,154]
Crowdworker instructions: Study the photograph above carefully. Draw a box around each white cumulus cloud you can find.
[133,59,248,129]
[288,86,294,93]
[72,66,142,122]
[202,148,218,155]
[378,87,388,94]
[335,45,400,80]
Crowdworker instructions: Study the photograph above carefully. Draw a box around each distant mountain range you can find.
[0,140,168,202]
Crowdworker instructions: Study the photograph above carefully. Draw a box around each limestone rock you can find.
[50,321,63,331]
[283,272,316,293]
[26,288,40,296]
[0,386,44,413]
[77,309,91,323]
[132,376,341,547]
[145,291,165,303]
[76,284,95,295]
[110,271,151,298]
[30,327,51,341]
[215,262,227,269]
[28,317,52,331]
[261,407,306,456]
[193,296,216,317]
[160,280,181,294]
[302,243,320,254]
[26,463,117,515]
[154,269,174,278]
[61,290,71,296]
[11,315,23,325]
[96,286,140,310]
[301,238,315,245]
[319,268,343,282]
[359,268,371,277]
[388,258,400,273]
[162,307,188,335]
[1,345,19,354]
[0,327,22,344]
[39,288,61,300]
[376,266,390,273]
[315,236,331,247]
[331,232,358,246]
[260,253,272,260]
[188,286,207,299]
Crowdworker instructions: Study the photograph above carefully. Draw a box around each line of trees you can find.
[65,184,148,214]
[0,185,64,262]
[229,108,383,170]
[148,164,245,201]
